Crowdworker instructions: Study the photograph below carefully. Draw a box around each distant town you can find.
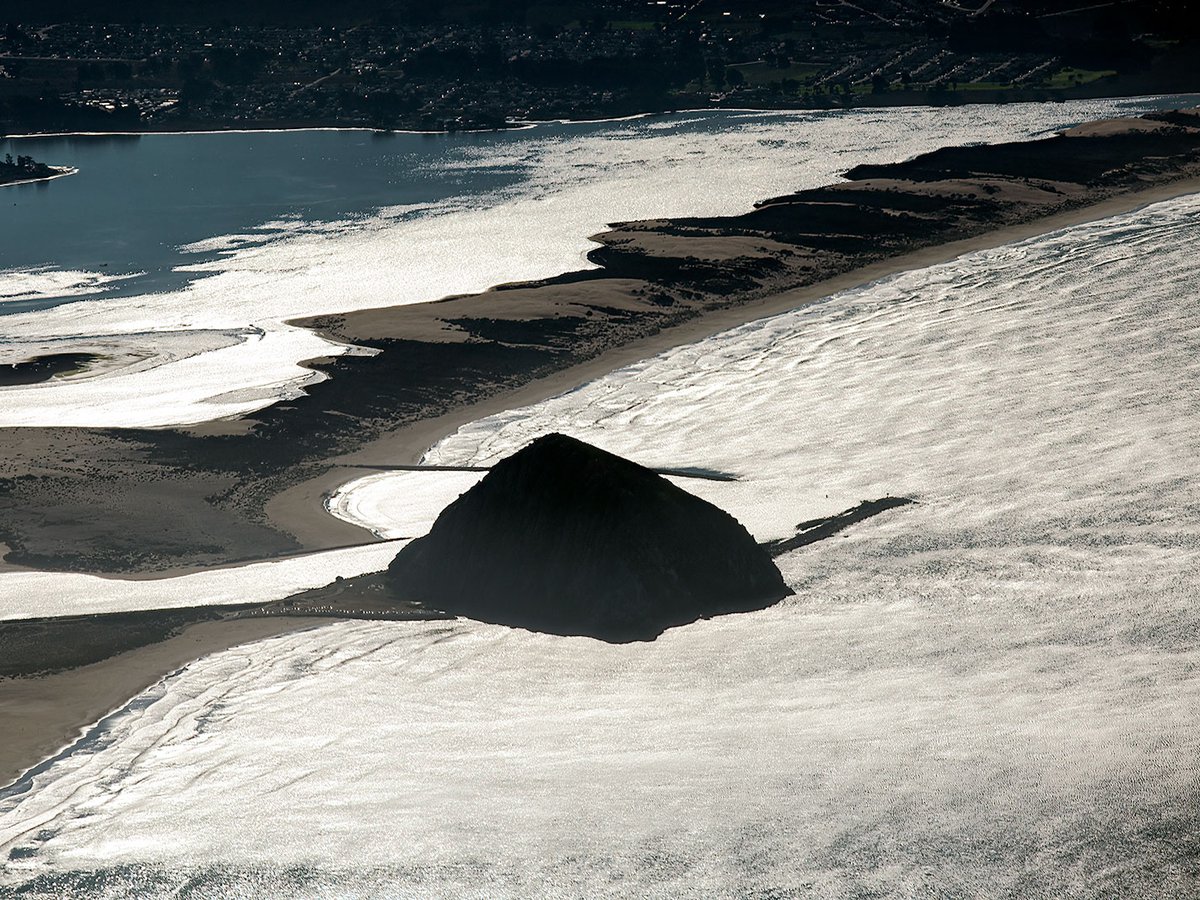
[1,0,1197,133]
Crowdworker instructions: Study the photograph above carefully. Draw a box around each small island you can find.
[0,152,73,187]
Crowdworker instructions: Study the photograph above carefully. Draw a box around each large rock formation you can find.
[387,433,791,641]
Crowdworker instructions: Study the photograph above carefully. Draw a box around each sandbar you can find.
[0,616,330,788]
[4,107,1200,788]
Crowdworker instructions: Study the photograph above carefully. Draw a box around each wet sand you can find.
[3,108,1200,787]
[4,114,1200,578]
[0,574,455,790]
[265,171,1200,548]
[0,616,333,789]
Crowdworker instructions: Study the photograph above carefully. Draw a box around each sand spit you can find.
[4,110,1200,577]
[0,616,330,789]
[0,584,455,788]
[2,106,1200,793]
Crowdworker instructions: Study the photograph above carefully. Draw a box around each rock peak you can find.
[388,433,791,642]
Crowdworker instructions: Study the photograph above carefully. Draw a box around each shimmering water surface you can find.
[1,96,1193,427]
[5,98,1192,620]
[3,98,1200,897]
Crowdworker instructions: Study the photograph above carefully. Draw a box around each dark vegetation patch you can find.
[845,132,1200,184]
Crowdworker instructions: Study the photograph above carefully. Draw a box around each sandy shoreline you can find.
[3,111,1200,789]
[3,169,1197,583]
[0,616,334,790]
[1,177,1195,802]
[265,173,1200,550]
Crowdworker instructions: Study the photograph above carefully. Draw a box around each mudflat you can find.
[3,107,1200,792]
[1,109,1198,581]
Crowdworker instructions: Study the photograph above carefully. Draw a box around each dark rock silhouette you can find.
[387,433,791,642]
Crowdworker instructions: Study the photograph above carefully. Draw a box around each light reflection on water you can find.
[3,193,1200,898]
[2,95,1195,427]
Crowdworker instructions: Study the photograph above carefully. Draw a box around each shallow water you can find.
[3,191,1198,897]
[0,542,403,621]
[10,98,1194,620]
[3,96,1194,427]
